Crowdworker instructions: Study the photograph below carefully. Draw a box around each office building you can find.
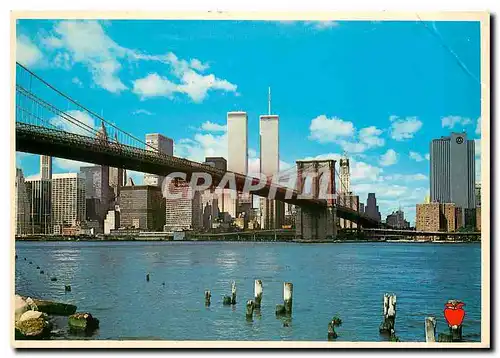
[386,209,410,229]
[80,165,112,226]
[475,183,481,207]
[143,133,174,187]
[226,112,248,219]
[25,176,52,234]
[430,132,475,209]
[359,203,365,213]
[15,169,31,235]
[40,155,52,180]
[51,173,86,230]
[104,207,120,234]
[204,157,227,171]
[365,193,381,222]
[259,111,284,229]
[120,184,165,231]
[416,202,465,233]
[164,180,202,231]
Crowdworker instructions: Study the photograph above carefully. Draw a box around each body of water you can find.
[15,241,481,342]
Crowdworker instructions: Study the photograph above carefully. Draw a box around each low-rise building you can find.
[120,185,165,231]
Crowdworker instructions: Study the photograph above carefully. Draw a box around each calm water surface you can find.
[15,241,481,342]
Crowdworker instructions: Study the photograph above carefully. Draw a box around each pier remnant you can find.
[205,290,211,306]
[50,277,57,282]
[36,266,40,269]
[231,281,237,305]
[276,282,293,316]
[254,280,263,309]
[29,261,32,264]
[146,273,150,282]
[328,315,342,340]
[40,270,44,274]
[442,299,465,342]
[425,316,436,342]
[246,300,255,319]
[65,285,71,292]
[379,293,396,335]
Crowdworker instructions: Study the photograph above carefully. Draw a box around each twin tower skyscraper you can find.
[226,88,285,229]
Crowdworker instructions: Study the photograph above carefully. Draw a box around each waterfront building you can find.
[359,203,365,213]
[416,202,468,232]
[40,155,52,180]
[227,111,248,218]
[386,209,410,229]
[164,180,202,231]
[365,193,381,222]
[104,207,120,234]
[51,173,86,230]
[15,168,31,235]
[416,203,441,232]
[120,184,165,231]
[430,132,475,210]
[338,192,359,229]
[201,188,220,231]
[25,176,52,234]
[143,133,174,187]
[80,165,112,226]
[476,207,481,231]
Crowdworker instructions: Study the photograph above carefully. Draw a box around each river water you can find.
[15,241,481,342]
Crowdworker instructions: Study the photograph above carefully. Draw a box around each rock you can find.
[50,277,57,282]
[19,310,46,322]
[40,270,44,274]
[29,298,77,316]
[68,312,99,332]
[15,317,52,339]
[15,295,29,322]
[222,296,232,305]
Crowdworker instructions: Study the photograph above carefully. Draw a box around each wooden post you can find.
[425,316,436,342]
[379,293,396,335]
[254,280,263,309]
[449,325,463,341]
[327,321,338,340]
[204,290,211,306]
[231,281,237,305]
[284,282,293,314]
[146,273,150,282]
[246,300,254,319]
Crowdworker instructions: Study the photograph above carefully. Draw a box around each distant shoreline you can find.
[15,236,480,244]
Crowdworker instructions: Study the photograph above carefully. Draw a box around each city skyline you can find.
[15,19,482,224]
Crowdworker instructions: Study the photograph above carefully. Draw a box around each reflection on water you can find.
[15,241,481,342]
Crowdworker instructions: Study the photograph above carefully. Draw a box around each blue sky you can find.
[15,19,482,224]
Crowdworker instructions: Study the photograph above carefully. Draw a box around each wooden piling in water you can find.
[254,280,263,309]
[379,293,396,335]
[284,282,293,314]
[231,281,237,305]
[425,316,436,342]
[146,273,150,282]
[246,300,255,319]
[205,290,211,306]
[65,285,71,292]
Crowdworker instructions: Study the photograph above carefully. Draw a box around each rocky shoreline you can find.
[14,295,99,340]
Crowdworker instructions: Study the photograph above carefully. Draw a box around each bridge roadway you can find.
[16,123,380,228]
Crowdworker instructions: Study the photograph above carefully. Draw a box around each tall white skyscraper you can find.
[259,89,284,229]
[40,155,52,180]
[144,133,174,187]
[226,112,248,218]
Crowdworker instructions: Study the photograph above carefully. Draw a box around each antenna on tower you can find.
[268,86,271,115]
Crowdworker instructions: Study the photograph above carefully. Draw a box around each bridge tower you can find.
[295,160,337,241]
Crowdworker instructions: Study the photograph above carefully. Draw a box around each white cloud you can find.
[409,151,429,162]
[441,115,472,129]
[41,20,128,93]
[175,132,228,163]
[50,110,96,136]
[16,35,44,67]
[200,121,227,132]
[309,116,384,153]
[476,117,481,135]
[53,158,90,172]
[305,21,340,30]
[189,58,209,72]
[132,109,154,116]
[132,73,177,99]
[309,115,354,143]
[390,116,422,141]
[71,77,83,87]
[379,149,398,167]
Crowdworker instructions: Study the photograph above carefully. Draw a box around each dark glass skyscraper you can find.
[430,132,475,209]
